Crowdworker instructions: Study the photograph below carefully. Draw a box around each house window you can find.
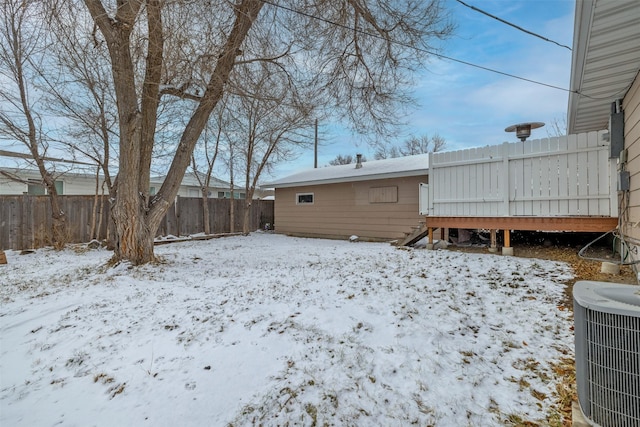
[27,180,45,195]
[297,193,314,204]
[218,191,246,199]
[27,179,63,195]
[369,186,397,203]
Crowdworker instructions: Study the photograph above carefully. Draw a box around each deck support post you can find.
[489,229,498,253]
[502,229,514,256]
[426,227,434,250]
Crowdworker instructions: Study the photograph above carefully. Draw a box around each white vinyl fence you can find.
[427,131,617,217]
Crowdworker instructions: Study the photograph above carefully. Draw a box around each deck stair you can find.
[397,223,431,247]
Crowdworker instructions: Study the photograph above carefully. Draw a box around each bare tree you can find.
[40,3,119,197]
[76,0,265,264]
[0,0,69,249]
[74,0,451,264]
[222,56,316,234]
[213,96,243,234]
[374,133,446,159]
[38,4,121,244]
[190,115,223,235]
[373,145,402,160]
[228,137,237,234]
[328,154,367,165]
[547,117,567,138]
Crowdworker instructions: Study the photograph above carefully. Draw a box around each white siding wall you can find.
[428,131,617,217]
[0,178,26,194]
[0,171,236,197]
[58,175,108,195]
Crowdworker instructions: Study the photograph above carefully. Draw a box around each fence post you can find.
[502,141,510,216]
[428,152,434,216]
[175,195,181,237]
[21,194,29,249]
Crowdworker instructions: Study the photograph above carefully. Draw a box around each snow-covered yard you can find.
[0,233,574,426]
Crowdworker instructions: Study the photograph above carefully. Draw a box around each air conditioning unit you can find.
[573,281,640,426]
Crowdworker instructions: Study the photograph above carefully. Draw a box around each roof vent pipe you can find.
[355,153,363,169]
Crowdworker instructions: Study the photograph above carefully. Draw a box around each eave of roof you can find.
[567,0,640,134]
[265,154,430,188]
[0,167,105,181]
[149,173,230,188]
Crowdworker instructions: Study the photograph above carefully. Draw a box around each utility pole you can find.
[314,118,318,168]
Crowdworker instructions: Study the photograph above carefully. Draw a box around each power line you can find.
[454,0,572,51]
[262,0,577,95]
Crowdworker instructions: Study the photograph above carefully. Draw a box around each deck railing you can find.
[427,130,617,217]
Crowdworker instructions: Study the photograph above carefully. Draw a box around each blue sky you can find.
[272,0,576,178]
[0,0,576,183]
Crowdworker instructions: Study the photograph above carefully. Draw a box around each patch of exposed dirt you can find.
[517,245,636,305]
[447,242,637,308]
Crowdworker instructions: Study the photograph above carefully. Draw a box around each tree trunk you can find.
[90,168,100,239]
[112,201,156,264]
[242,200,251,235]
[202,190,211,235]
[97,183,106,241]
[84,0,264,264]
[49,196,68,250]
[229,154,235,234]
[39,169,68,250]
[229,192,235,234]
[242,187,256,235]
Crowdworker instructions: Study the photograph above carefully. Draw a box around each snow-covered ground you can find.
[0,233,574,426]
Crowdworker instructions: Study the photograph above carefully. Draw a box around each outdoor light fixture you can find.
[504,122,545,141]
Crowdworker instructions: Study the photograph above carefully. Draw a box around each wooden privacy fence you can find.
[0,195,274,251]
[427,130,618,217]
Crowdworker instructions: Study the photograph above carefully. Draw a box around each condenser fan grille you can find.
[573,281,640,427]
[583,308,640,426]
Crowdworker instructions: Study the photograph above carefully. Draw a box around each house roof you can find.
[0,167,103,181]
[2,168,230,189]
[567,0,640,134]
[178,172,230,188]
[265,154,429,188]
[150,171,230,188]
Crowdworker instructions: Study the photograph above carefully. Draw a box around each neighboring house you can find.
[567,0,640,256]
[0,168,265,199]
[154,172,246,199]
[0,168,111,196]
[264,154,429,241]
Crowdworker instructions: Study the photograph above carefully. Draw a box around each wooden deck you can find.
[425,216,618,233]
[418,131,620,252]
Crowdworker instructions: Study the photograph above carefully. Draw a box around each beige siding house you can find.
[265,154,429,241]
[567,0,640,253]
